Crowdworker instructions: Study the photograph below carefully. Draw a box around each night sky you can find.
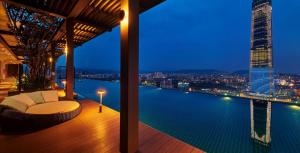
[57,0,300,73]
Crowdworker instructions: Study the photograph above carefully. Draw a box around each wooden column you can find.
[18,64,22,92]
[66,18,74,100]
[50,60,56,89]
[120,0,139,153]
[50,43,56,89]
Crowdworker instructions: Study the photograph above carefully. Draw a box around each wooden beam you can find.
[0,35,18,60]
[68,0,91,18]
[75,19,112,32]
[53,0,91,41]
[0,30,14,35]
[17,64,22,91]
[65,18,74,100]
[75,27,98,35]
[74,33,92,40]
[88,6,125,22]
[120,0,139,152]
[1,0,66,19]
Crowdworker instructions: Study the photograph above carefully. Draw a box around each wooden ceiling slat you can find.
[0,29,13,35]
[52,0,91,42]
[74,27,98,35]
[75,19,110,32]
[94,0,103,8]
[86,26,92,31]
[54,0,62,14]
[85,8,123,28]
[68,0,91,18]
[89,0,96,6]
[99,0,112,10]
[60,0,71,16]
[77,32,90,39]
[110,4,120,13]
[48,0,55,10]
[2,0,165,51]
[76,33,91,40]
[73,37,87,42]
[77,24,83,29]
[74,35,86,40]
[104,0,118,12]
[85,0,106,17]
[82,24,87,30]
[0,35,17,59]
[84,32,95,38]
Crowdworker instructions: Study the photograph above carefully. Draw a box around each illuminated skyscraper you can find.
[250,0,273,95]
[250,0,273,145]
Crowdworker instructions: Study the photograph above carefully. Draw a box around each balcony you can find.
[0,100,204,153]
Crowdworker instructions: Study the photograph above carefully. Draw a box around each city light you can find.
[289,105,300,111]
[223,96,232,101]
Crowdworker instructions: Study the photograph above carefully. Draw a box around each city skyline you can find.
[56,0,300,73]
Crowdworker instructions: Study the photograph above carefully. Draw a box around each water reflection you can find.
[289,105,300,111]
[250,99,272,152]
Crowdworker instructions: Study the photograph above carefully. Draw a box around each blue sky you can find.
[57,0,300,73]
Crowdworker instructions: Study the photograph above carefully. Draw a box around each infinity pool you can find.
[74,79,300,153]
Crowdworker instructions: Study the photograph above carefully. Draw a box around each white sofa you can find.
[0,90,81,131]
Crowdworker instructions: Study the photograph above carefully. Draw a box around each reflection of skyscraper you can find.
[250,0,273,146]
[250,100,271,144]
[250,0,273,95]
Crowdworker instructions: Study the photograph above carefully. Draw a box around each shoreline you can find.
[75,78,299,105]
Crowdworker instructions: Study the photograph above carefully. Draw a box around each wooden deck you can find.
[0,100,204,153]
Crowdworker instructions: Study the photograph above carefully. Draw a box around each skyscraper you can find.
[250,0,273,95]
[250,0,273,145]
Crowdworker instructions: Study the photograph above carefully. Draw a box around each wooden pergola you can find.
[0,0,165,152]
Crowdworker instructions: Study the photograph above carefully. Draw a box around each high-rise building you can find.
[249,0,273,145]
[250,0,274,95]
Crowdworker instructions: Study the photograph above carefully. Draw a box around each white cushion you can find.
[10,94,36,106]
[26,101,80,114]
[0,97,28,112]
[42,90,59,103]
[25,91,45,104]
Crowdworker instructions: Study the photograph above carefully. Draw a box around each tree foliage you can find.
[6,4,64,90]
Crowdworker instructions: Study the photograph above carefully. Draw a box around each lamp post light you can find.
[97,89,106,113]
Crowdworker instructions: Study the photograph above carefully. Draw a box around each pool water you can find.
[74,79,300,153]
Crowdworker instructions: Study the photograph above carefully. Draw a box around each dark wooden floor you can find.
[0,100,204,153]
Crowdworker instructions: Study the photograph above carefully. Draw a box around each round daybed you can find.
[0,90,81,132]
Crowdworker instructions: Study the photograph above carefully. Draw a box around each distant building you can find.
[153,72,165,79]
[56,66,66,80]
[178,82,189,89]
[160,79,173,89]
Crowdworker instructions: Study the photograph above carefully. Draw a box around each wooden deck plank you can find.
[0,100,205,153]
